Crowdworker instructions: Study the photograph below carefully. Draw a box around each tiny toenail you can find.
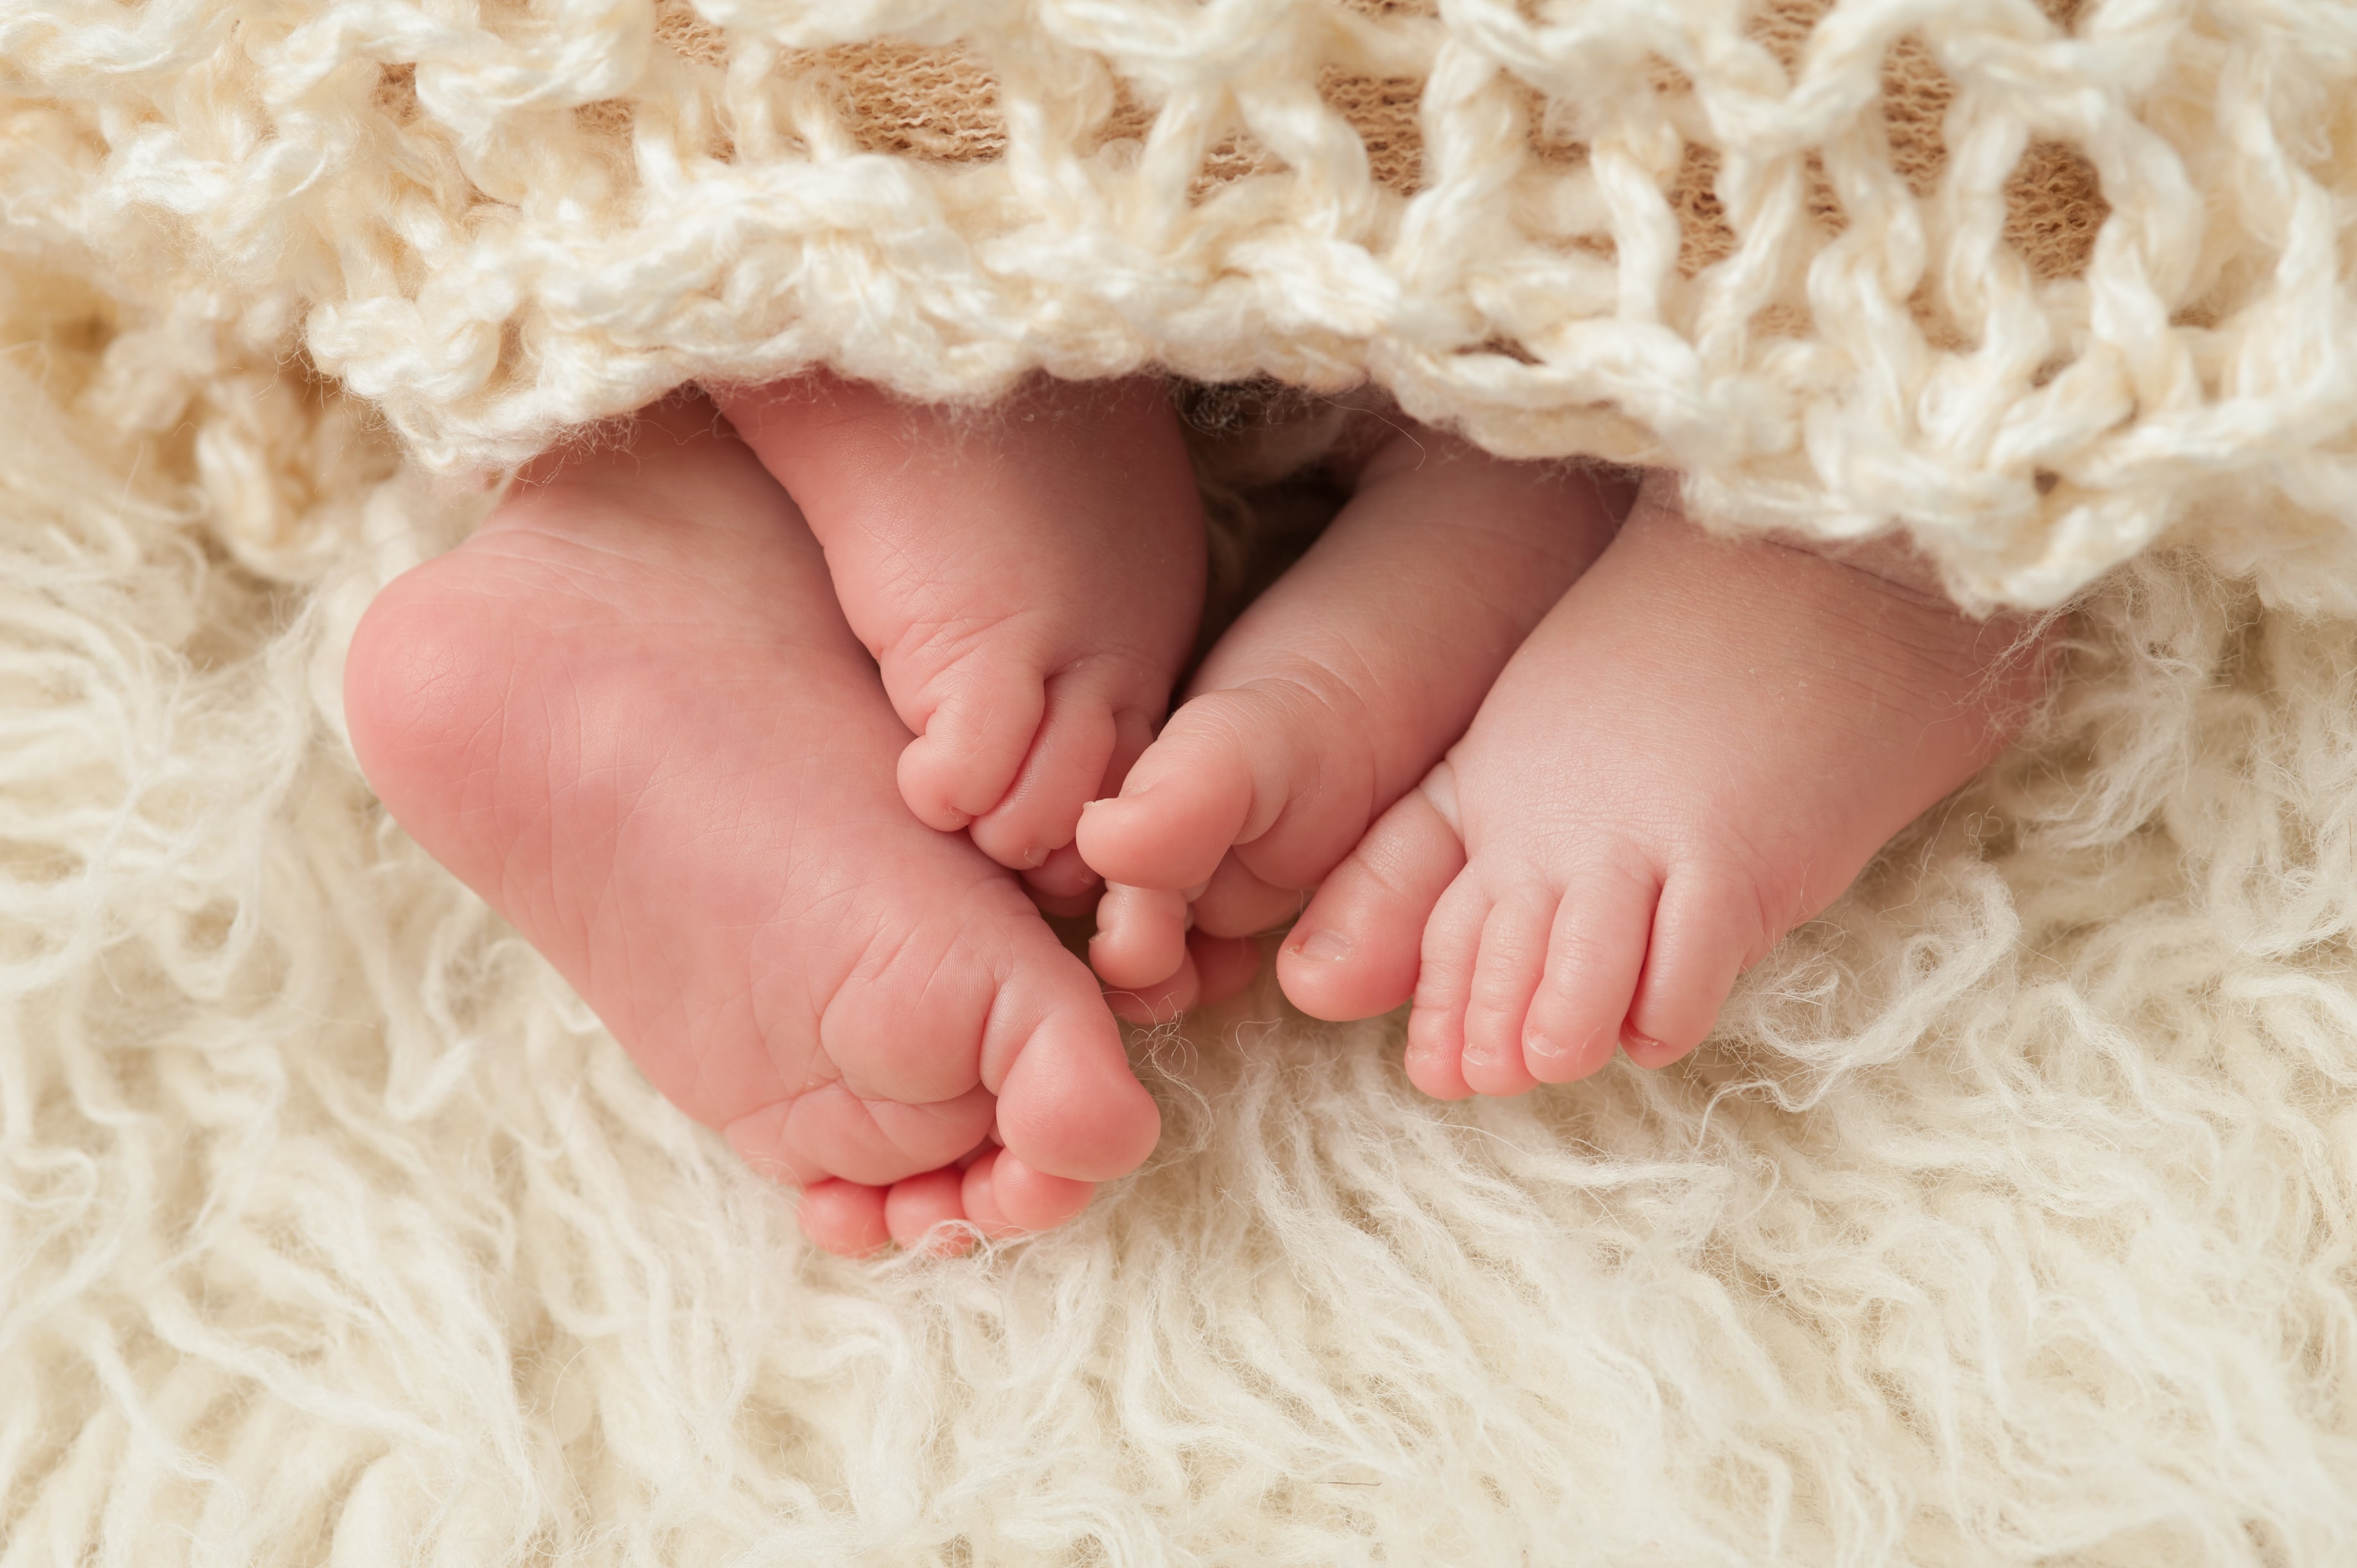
[1289,928,1351,962]
[1525,1030,1562,1061]
[1022,846,1047,868]
[1625,1030,1669,1062]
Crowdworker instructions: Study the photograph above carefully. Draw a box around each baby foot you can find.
[1280,476,2053,1097]
[343,399,1158,1254]
[713,373,1205,890]
[1078,429,1625,989]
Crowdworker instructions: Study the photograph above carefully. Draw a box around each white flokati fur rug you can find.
[7,342,2357,1566]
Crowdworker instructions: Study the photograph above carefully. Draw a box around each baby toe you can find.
[897,672,1047,833]
[798,1179,892,1257]
[967,674,1118,871]
[1022,842,1102,905]
[1075,692,1260,891]
[962,1148,1097,1236]
[1622,868,1757,1067]
[980,960,1161,1183]
[1278,770,1466,1024]
[1189,852,1304,940]
[1089,883,1191,990]
[884,1167,977,1255]
[991,1012,1161,1180]
[1188,931,1265,1008]
[1401,873,1490,1101]
[1104,949,1199,1027]
[1521,864,1657,1084]
[1458,888,1555,1097]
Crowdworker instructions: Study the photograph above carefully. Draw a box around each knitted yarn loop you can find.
[5,0,2355,605]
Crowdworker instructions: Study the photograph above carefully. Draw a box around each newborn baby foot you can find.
[344,399,1158,1254]
[1078,428,1626,990]
[1281,475,2053,1097]
[714,373,1205,894]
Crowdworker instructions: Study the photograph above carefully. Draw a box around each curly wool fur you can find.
[3,249,2357,1561]
[5,0,2357,606]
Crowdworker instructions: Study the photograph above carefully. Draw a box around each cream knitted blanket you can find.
[11,0,2357,604]
[7,0,2357,1560]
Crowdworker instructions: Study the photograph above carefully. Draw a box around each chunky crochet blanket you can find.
[7,0,2357,1560]
[14,0,2357,604]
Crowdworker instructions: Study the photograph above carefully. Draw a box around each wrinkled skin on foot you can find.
[1279,475,2056,1097]
[344,398,1160,1254]
[714,373,1206,900]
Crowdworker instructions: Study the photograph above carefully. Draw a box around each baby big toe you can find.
[1074,695,1258,892]
[1521,866,1656,1084]
[987,988,1160,1183]
[1278,776,1466,1024]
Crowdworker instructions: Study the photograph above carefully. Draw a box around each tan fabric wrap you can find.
[796,0,2109,287]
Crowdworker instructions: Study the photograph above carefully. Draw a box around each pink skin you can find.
[343,398,1160,1256]
[1278,474,2055,1096]
[1078,426,1629,989]
[712,373,1205,902]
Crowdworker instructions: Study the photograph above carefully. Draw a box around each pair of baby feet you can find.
[345,377,2047,1256]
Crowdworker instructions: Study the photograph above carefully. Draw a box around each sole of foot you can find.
[344,399,1159,1253]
